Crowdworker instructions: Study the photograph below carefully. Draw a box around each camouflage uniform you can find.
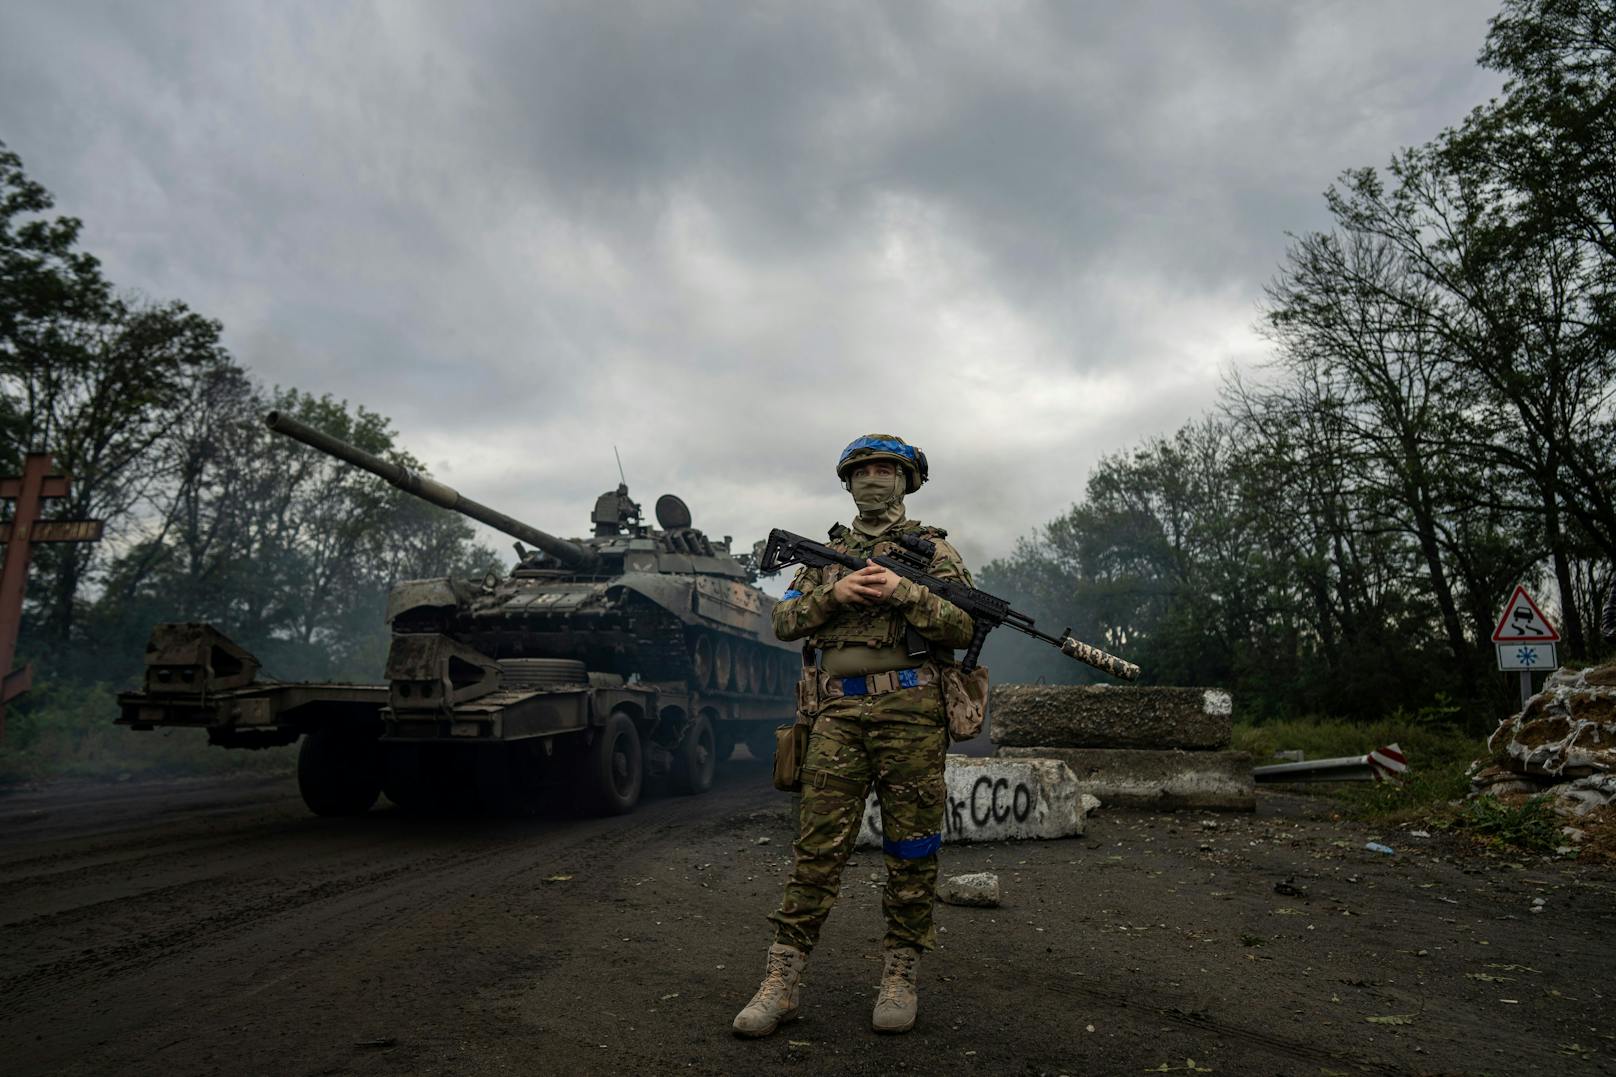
[767,520,975,953]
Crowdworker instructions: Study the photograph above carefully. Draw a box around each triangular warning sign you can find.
[1491,585,1560,642]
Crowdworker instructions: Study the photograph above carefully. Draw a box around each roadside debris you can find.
[937,872,1001,907]
[1471,663,1616,855]
[1273,877,1307,898]
[1364,842,1395,855]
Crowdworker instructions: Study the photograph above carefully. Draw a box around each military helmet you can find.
[836,434,928,493]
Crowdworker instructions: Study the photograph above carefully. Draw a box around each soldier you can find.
[732,434,975,1038]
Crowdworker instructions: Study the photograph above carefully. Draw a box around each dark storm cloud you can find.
[0,1,1504,569]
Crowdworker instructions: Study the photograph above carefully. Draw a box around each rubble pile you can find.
[991,684,1254,812]
[1473,663,1616,851]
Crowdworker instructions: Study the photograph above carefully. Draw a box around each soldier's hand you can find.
[863,561,901,602]
[832,564,886,606]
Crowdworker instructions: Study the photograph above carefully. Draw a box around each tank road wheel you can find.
[672,710,717,795]
[746,646,764,696]
[777,652,800,696]
[690,634,714,688]
[734,643,753,693]
[761,649,778,694]
[714,637,734,690]
[298,727,382,817]
[590,710,643,815]
[743,722,777,764]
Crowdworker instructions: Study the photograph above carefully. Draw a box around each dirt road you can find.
[1,758,1610,1076]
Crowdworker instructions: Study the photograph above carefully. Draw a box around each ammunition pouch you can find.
[774,644,819,793]
[772,718,810,793]
[940,663,990,742]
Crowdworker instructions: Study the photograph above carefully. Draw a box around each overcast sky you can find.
[0,1,1504,579]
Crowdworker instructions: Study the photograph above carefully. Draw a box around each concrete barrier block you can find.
[855,755,1089,848]
[990,684,1234,750]
[996,746,1255,812]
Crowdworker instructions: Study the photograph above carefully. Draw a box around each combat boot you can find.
[732,942,807,1038]
[871,945,921,1033]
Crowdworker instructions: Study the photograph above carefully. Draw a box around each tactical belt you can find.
[819,665,934,701]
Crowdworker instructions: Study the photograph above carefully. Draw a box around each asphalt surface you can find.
[1,756,1611,1076]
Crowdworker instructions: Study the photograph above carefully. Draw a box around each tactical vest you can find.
[809,521,948,651]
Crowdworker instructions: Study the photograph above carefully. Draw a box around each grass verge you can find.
[1233,714,1482,826]
[1236,713,1615,862]
[0,680,295,788]
[1438,794,1565,854]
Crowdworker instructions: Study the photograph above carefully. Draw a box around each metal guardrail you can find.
[1253,744,1407,784]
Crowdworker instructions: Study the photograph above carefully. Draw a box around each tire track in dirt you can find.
[0,817,326,902]
[1045,976,1413,1075]
[1,776,761,1035]
[0,861,423,1002]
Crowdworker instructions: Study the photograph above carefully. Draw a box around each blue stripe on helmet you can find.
[781,589,803,600]
[839,436,917,464]
[883,832,942,860]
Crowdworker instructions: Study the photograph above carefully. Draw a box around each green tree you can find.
[0,142,236,647]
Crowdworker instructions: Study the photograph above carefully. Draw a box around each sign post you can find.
[0,453,104,736]
[1490,584,1561,710]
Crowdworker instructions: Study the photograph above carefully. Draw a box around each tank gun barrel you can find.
[264,411,596,570]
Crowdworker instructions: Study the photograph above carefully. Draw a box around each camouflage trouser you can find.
[768,685,948,954]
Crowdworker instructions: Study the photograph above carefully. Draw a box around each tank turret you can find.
[263,408,797,719]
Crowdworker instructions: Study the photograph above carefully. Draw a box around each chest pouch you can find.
[809,540,910,650]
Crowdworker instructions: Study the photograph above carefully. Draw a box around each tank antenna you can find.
[613,445,627,487]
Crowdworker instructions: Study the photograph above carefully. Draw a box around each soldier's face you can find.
[848,461,897,481]
[847,460,905,516]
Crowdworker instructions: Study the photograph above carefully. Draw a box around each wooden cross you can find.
[0,452,104,735]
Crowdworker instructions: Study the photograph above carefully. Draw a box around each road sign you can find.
[1497,643,1557,672]
[1490,585,1560,643]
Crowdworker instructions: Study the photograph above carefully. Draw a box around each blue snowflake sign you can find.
[1496,643,1557,672]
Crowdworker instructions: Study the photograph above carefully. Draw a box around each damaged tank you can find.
[117,412,798,817]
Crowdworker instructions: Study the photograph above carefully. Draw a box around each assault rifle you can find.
[759,528,1141,681]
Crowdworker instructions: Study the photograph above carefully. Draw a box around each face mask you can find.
[849,470,906,534]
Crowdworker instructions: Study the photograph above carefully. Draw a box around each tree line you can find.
[980,0,1616,724]
[0,143,499,696]
[4,0,1610,735]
